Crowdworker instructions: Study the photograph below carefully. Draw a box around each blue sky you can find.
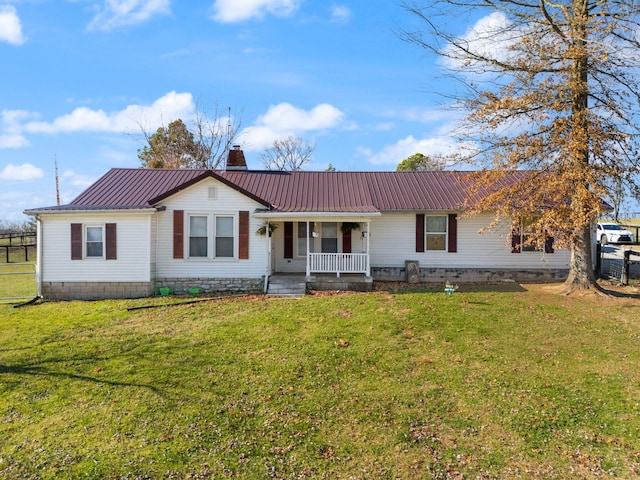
[2,0,472,221]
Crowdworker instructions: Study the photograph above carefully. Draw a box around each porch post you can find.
[366,221,371,277]
[306,221,310,278]
[264,220,271,293]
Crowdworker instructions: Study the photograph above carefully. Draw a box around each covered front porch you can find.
[254,212,379,284]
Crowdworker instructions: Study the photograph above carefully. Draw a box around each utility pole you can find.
[54,156,60,205]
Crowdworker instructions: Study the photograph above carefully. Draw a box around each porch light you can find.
[312,231,319,238]
[361,232,368,238]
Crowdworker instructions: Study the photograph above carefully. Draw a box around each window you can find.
[321,222,338,253]
[425,216,447,251]
[189,215,208,257]
[71,223,116,260]
[186,213,235,259]
[297,221,315,256]
[85,226,104,257]
[512,217,554,254]
[520,218,537,252]
[174,210,248,261]
[215,216,234,257]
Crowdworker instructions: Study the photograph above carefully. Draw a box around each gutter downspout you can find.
[366,221,371,277]
[263,220,270,294]
[306,221,310,279]
[35,215,42,296]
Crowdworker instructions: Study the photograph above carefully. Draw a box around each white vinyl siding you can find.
[40,213,152,282]
[369,212,569,269]
[156,178,268,279]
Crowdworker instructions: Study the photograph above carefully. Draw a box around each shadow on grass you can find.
[0,363,166,397]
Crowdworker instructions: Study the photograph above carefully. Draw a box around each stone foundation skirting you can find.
[371,266,569,284]
[157,277,264,295]
[307,275,373,292]
[41,281,154,300]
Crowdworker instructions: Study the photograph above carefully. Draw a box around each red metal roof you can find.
[38,168,514,213]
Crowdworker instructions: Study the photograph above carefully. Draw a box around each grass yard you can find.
[0,262,36,300]
[1,284,640,478]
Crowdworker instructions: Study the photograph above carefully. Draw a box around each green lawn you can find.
[1,285,640,478]
[0,262,36,300]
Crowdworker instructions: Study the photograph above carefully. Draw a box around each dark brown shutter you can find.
[71,223,82,260]
[447,214,457,253]
[343,228,352,254]
[173,210,184,259]
[511,228,521,253]
[239,211,249,259]
[416,214,425,253]
[544,236,555,254]
[284,222,293,259]
[106,223,117,260]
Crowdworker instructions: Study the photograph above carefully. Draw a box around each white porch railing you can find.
[307,253,369,277]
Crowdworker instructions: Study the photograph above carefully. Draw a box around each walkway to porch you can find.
[266,273,373,296]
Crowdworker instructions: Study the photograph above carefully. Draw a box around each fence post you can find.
[595,243,601,277]
[622,250,631,286]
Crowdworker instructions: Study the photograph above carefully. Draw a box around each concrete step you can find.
[266,276,307,296]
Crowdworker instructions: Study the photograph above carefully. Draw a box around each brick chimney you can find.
[226,145,247,171]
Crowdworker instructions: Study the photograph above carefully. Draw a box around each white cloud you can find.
[23,91,195,134]
[0,134,28,148]
[0,163,45,181]
[87,0,170,31]
[239,102,345,150]
[212,0,300,23]
[330,5,351,23]
[0,5,26,45]
[443,12,515,72]
[364,135,465,166]
[61,169,97,188]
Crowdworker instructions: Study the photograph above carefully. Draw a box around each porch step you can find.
[267,276,307,296]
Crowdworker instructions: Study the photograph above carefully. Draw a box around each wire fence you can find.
[0,262,37,301]
[598,244,640,285]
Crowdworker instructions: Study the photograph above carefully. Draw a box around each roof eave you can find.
[254,211,381,219]
[24,207,159,215]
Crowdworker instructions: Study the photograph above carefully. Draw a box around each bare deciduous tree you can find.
[261,135,315,171]
[402,0,640,294]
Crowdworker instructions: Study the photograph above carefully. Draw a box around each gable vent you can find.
[208,187,218,200]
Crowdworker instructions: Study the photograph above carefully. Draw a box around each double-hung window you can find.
[215,216,234,258]
[85,226,104,258]
[425,216,447,251]
[321,222,338,253]
[72,223,116,260]
[297,221,315,256]
[512,217,555,254]
[187,213,235,259]
[189,215,208,258]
